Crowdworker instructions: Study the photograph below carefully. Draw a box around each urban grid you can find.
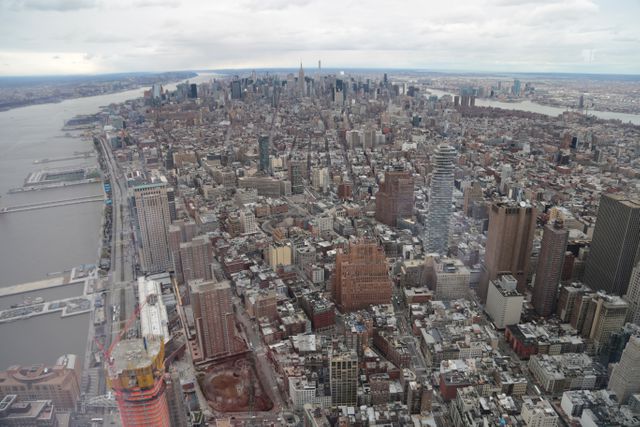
[1,62,640,427]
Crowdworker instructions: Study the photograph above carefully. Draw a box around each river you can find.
[0,73,216,369]
[427,89,640,125]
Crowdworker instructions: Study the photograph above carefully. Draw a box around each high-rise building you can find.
[134,183,172,273]
[485,275,524,329]
[532,220,569,316]
[298,63,305,96]
[289,160,305,194]
[230,80,242,100]
[584,194,640,296]
[258,135,270,173]
[109,337,170,427]
[190,279,244,360]
[180,235,214,284]
[478,201,537,302]
[330,348,358,406]
[462,182,483,217]
[573,293,628,351]
[609,335,640,404]
[625,259,640,326]
[165,370,188,427]
[332,240,392,312]
[424,144,456,254]
[375,170,414,227]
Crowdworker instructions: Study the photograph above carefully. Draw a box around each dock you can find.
[0,195,104,214]
[0,295,94,323]
[34,152,95,164]
[8,178,101,193]
[0,265,98,297]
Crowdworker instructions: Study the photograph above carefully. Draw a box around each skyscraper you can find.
[425,144,456,254]
[109,337,170,427]
[532,220,569,316]
[332,240,392,312]
[179,235,214,284]
[608,335,640,404]
[584,194,640,296]
[624,258,640,326]
[289,160,304,194]
[133,183,172,274]
[190,279,244,360]
[478,201,537,302]
[375,170,414,227]
[298,63,305,96]
[258,135,270,173]
[330,348,358,406]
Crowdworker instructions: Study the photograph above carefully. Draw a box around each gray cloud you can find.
[8,0,98,11]
[0,0,638,75]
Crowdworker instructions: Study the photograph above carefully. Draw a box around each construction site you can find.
[200,357,273,413]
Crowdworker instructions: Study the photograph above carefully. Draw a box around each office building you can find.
[625,260,640,325]
[165,370,188,427]
[190,279,244,359]
[479,201,537,302]
[424,144,456,254]
[584,194,640,296]
[289,160,305,194]
[179,235,214,284]
[258,135,270,173]
[0,355,80,411]
[375,170,414,227]
[608,335,640,404]
[0,395,58,427]
[266,242,292,268]
[462,182,483,217]
[330,349,358,406]
[485,275,524,329]
[109,337,170,427]
[425,256,470,300]
[133,183,172,273]
[332,240,392,312]
[572,292,629,351]
[520,396,559,427]
[533,220,569,316]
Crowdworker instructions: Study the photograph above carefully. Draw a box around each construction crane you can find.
[94,294,155,373]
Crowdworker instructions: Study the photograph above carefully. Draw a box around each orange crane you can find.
[94,294,155,371]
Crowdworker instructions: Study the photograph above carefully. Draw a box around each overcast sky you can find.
[0,0,639,76]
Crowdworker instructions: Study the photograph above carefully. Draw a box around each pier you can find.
[34,151,95,164]
[8,178,101,193]
[0,295,94,323]
[0,194,104,214]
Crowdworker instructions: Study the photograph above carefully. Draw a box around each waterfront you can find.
[0,73,215,368]
[427,89,640,125]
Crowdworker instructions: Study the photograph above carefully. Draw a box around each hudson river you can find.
[0,74,214,369]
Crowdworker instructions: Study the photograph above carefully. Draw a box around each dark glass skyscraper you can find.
[584,194,640,296]
[258,135,269,173]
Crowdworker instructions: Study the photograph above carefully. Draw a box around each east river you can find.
[427,89,640,125]
[0,74,215,369]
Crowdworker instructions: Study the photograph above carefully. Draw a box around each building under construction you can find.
[108,336,171,427]
[332,240,392,312]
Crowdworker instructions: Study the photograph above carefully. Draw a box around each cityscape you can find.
[1,1,640,427]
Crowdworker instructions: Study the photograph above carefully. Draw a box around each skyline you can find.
[1,0,639,76]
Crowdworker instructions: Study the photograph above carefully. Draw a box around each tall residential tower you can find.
[532,220,569,316]
[424,144,456,254]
